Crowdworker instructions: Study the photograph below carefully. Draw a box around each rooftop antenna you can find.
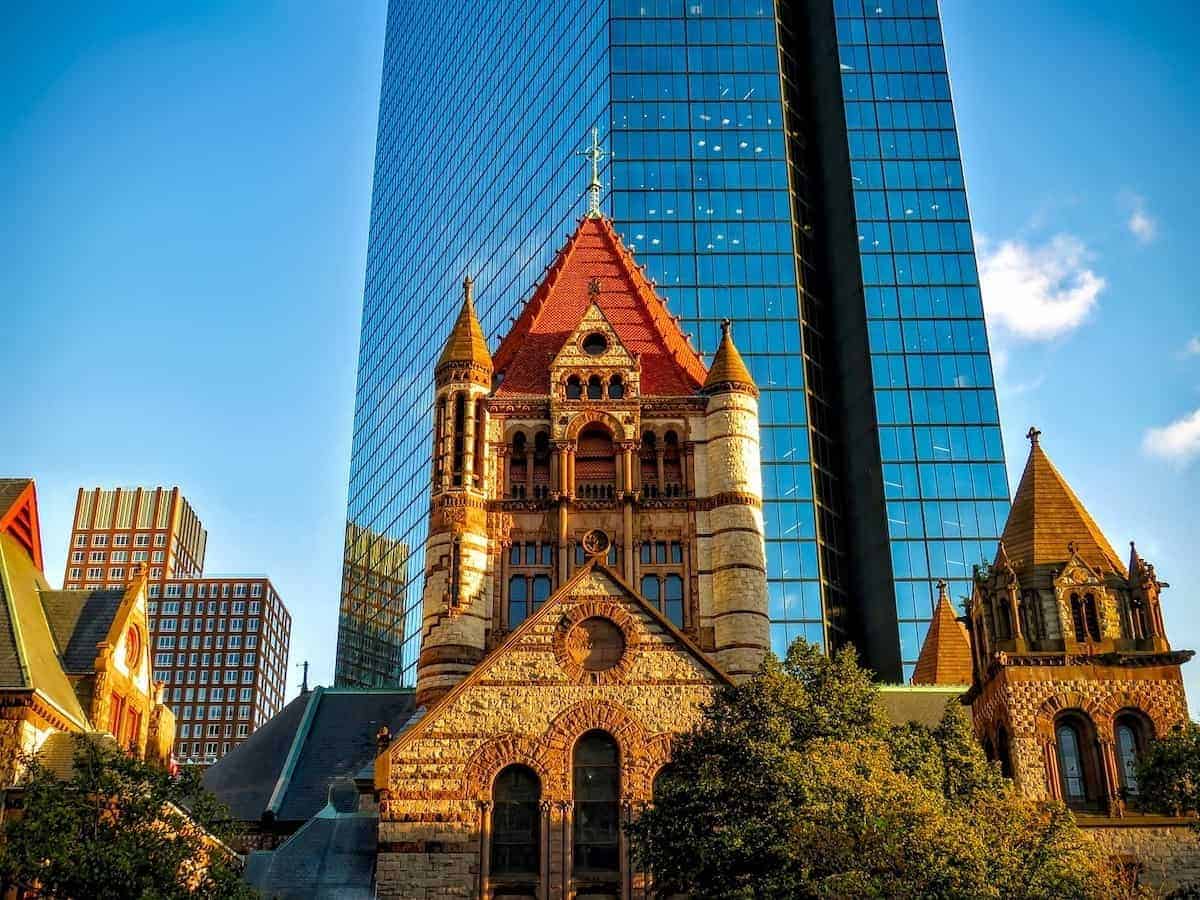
[297,660,309,694]
[579,127,607,219]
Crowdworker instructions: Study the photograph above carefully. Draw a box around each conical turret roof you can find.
[999,428,1125,574]
[911,581,972,685]
[437,277,493,374]
[702,319,756,395]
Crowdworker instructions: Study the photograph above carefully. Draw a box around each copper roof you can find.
[1000,432,1125,574]
[911,582,972,686]
[492,216,708,397]
[702,319,756,394]
[437,278,493,373]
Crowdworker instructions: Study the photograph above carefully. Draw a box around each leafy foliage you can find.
[1136,722,1200,818]
[0,735,255,899]
[629,639,1124,900]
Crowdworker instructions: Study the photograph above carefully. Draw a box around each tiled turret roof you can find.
[702,319,756,395]
[1000,429,1125,574]
[911,581,973,686]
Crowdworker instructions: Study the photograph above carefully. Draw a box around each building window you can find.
[576,426,616,500]
[1054,713,1103,810]
[573,731,620,876]
[565,375,582,400]
[1069,593,1101,642]
[490,765,541,878]
[586,374,603,400]
[608,374,624,399]
[1114,711,1151,799]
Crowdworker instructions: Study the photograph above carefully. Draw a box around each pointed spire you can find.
[437,274,493,377]
[702,319,757,396]
[579,128,607,219]
[911,581,973,685]
[999,427,1125,574]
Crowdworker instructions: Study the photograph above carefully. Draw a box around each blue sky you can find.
[3,2,1198,703]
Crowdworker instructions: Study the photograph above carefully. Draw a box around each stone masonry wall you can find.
[377,566,724,900]
[1084,821,1200,893]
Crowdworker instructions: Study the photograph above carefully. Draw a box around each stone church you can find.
[374,208,769,898]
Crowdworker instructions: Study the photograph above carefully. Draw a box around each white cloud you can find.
[1142,408,1200,467]
[1127,195,1158,245]
[1184,336,1200,356]
[976,234,1105,341]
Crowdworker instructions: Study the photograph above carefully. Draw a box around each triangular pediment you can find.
[381,559,730,763]
[551,302,637,373]
[1054,550,1106,590]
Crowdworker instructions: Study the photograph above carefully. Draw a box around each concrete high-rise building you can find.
[339,0,1007,685]
[64,487,206,591]
[65,487,291,763]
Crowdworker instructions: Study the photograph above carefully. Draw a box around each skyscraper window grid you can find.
[832,0,1008,679]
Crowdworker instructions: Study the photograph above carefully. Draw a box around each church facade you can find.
[374,210,769,899]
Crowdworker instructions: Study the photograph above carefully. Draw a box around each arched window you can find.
[996,600,1013,641]
[1020,591,1041,642]
[663,575,684,628]
[576,426,616,500]
[566,375,582,400]
[533,431,552,499]
[451,393,466,485]
[1114,711,1152,798]
[1070,594,1087,642]
[473,398,486,484]
[640,431,658,498]
[1054,713,1103,810]
[663,431,683,497]
[608,374,625,399]
[573,731,620,876]
[510,432,528,499]
[1083,593,1101,641]
[508,576,529,628]
[434,396,447,483]
[491,765,541,877]
[587,374,604,400]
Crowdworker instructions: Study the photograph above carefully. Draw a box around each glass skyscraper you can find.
[335,0,1007,687]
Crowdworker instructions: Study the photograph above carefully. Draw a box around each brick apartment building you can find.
[64,487,291,764]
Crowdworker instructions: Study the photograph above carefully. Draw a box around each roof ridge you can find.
[266,686,324,817]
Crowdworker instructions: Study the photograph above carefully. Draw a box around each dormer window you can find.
[581,332,608,355]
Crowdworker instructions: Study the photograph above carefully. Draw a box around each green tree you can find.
[1136,721,1200,818]
[0,735,256,899]
[629,639,1123,900]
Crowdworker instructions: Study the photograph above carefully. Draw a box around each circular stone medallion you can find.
[565,617,626,672]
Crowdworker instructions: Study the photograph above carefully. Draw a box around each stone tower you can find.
[700,321,770,678]
[416,277,495,707]
[966,428,1192,816]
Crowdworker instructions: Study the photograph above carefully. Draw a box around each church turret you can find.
[700,320,768,679]
[966,428,1192,816]
[417,276,495,707]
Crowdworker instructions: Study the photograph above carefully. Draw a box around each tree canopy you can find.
[0,736,255,900]
[629,640,1125,900]
[1136,721,1200,819]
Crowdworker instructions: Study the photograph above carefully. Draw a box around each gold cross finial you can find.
[579,127,607,218]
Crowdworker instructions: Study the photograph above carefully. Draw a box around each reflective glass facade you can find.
[337,0,1006,686]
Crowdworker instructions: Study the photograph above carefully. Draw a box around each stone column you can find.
[540,800,553,900]
[441,398,456,491]
[1099,739,1123,817]
[558,506,570,585]
[559,801,573,900]
[623,502,634,583]
[655,447,665,489]
[477,800,492,898]
[683,440,696,496]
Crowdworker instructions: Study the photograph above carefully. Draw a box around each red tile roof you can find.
[492,216,708,397]
[911,582,973,686]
